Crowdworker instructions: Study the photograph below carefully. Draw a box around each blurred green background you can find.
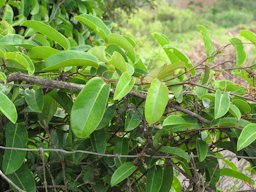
[111,0,256,68]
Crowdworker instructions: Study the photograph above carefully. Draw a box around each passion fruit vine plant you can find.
[0,1,256,192]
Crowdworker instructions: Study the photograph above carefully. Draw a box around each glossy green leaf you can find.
[220,168,254,185]
[29,46,60,59]
[214,80,246,95]
[2,123,28,174]
[146,166,164,192]
[0,71,6,83]
[198,25,215,62]
[0,34,37,48]
[0,92,17,124]
[24,88,44,112]
[114,72,135,100]
[196,139,208,162]
[163,115,199,131]
[237,123,256,151]
[21,20,70,49]
[4,52,35,75]
[107,33,136,62]
[111,162,137,187]
[42,51,98,71]
[159,166,173,192]
[152,32,169,46]
[240,30,256,45]
[71,77,110,138]
[172,175,182,192]
[145,79,169,124]
[229,103,241,120]
[97,105,115,129]
[125,110,142,131]
[8,165,36,192]
[230,38,246,66]
[214,90,230,119]
[3,4,13,23]
[160,146,190,162]
[74,14,111,41]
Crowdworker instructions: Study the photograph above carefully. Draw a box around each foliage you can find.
[0,0,256,191]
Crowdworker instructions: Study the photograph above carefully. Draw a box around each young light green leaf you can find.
[125,110,142,131]
[0,92,17,124]
[2,123,28,174]
[220,168,254,185]
[108,51,127,73]
[111,162,137,187]
[4,52,35,75]
[198,25,215,62]
[42,51,98,71]
[160,146,190,162]
[240,30,256,45]
[214,90,230,119]
[24,88,44,112]
[152,32,169,46]
[237,123,256,151]
[29,46,60,59]
[74,14,111,41]
[107,33,136,62]
[146,166,164,192]
[0,71,6,83]
[3,4,13,23]
[88,46,108,62]
[229,103,241,120]
[145,79,169,124]
[114,72,135,101]
[7,165,36,192]
[196,139,208,162]
[230,38,246,66]
[159,166,173,192]
[71,77,110,138]
[163,115,199,131]
[21,20,70,49]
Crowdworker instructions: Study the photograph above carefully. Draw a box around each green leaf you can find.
[3,4,13,23]
[240,30,256,45]
[8,165,36,192]
[97,105,115,129]
[220,168,254,185]
[229,103,241,120]
[0,71,6,83]
[125,110,142,131]
[71,77,110,138]
[108,51,127,73]
[4,52,35,75]
[196,139,208,162]
[42,51,98,71]
[38,94,57,123]
[21,20,70,50]
[152,32,169,46]
[232,99,251,114]
[29,46,60,59]
[24,88,44,112]
[0,34,37,48]
[159,166,173,192]
[114,72,135,100]
[230,38,246,66]
[237,123,256,151]
[111,162,137,187]
[172,175,182,192]
[74,14,111,41]
[107,33,136,62]
[198,25,215,62]
[90,129,106,154]
[146,166,164,192]
[160,146,190,162]
[88,46,108,62]
[2,123,28,174]
[145,79,169,124]
[0,92,17,124]
[214,90,230,119]
[163,115,199,132]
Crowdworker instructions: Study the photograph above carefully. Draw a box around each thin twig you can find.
[0,169,25,192]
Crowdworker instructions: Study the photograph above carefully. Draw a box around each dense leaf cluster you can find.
[0,1,256,191]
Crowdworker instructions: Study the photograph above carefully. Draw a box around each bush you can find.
[0,1,256,191]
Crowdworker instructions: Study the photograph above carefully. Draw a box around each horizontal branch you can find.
[7,72,210,123]
[0,146,254,160]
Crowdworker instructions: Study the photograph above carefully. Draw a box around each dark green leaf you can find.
[146,166,164,192]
